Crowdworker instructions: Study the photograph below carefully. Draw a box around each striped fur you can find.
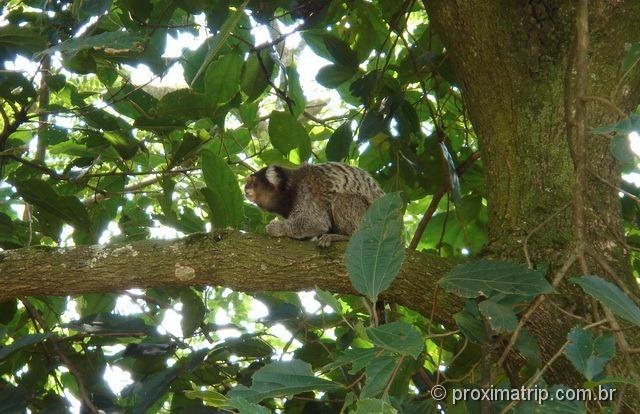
[245,162,384,246]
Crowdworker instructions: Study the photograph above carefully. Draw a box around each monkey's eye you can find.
[246,175,256,187]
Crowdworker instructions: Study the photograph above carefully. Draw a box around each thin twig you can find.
[581,95,627,119]
[523,202,571,268]
[409,151,480,250]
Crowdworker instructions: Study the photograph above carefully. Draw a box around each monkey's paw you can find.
[317,234,350,248]
[266,220,287,237]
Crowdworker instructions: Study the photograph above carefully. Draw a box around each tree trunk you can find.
[427,0,640,400]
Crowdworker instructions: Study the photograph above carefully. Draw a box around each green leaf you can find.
[346,193,405,302]
[154,88,213,123]
[314,286,341,314]
[190,0,248,86]
[478,299,517,333]
[302,31,359,68]
[0,26,47,57]
[358,110,385,142]
[209,127,251,155]
[0,299,17,325]
[46,31,144,55]
[201,150,244,228]
[286,65,306,117]
[591,114,640,136]
[39,125,67,146]
[316,64,357,88]
[453,311,486,343]
[76,293,117,317]
[169,132,207,168]
[572,275,640,327]
[268,110,311,160]
[515,329,542,367]
[360,356,396,399]
[14,179,91,233]
[102,130,139,160]
[354,398,398,414]
[565,326,615,381]
[0,333,52,361]
[610,135,635,163]
[184,388,230,408]
[240,52,274,101]
[71,0,113,20]
[321,348,379,374]
[326,122,353,161]
[44,74,67,91]
[181,289,206,337]
[440,260,553,298]
[205,53,243,105]
[323,33,359,67]
[228,396,270,414]
[228,359,342,403]
[366,321,424,358]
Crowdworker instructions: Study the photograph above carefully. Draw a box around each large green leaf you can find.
[268,110,311,160]
[346,193,405,302]
[205,53,243,106]
[228,359,342,403]
[572,275,640,327]
[564,326,615,381]
[201,150,244,228]
[366,321,424,358]
[439,260,553,298]
[14,179,91,233]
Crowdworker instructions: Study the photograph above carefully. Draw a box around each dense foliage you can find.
[1,0,639,413]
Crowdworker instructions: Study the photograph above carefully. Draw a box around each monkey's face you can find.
[244,171,278,212]
[244,166,291,217]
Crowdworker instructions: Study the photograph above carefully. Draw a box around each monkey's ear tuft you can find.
[265,165,285,189]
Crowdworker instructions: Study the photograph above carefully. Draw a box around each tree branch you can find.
[0,231,460,323]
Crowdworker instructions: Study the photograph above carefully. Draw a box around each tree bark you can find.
[0,231,460,324]
[426,0,640,403]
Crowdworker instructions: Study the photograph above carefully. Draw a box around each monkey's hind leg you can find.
[317,194,370,247]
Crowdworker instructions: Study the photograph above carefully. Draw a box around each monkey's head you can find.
[244,165,293,217]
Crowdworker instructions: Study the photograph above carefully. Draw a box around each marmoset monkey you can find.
[244,162,384,247]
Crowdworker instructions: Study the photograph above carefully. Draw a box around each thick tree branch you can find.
[0,231,460,323]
